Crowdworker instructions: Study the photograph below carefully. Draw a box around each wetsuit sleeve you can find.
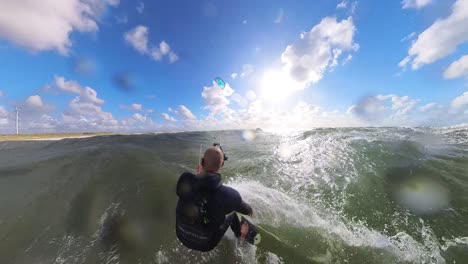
[230,190,253,215]
[236,200,253,215]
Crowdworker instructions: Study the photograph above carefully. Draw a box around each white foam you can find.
[155,250,169,263]
[441,236,468,251]
[265,252,284,264]
[229,180,448,263]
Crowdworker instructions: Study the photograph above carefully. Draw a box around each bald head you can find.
[201,147,224,173]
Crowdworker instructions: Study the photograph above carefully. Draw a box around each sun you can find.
[260,70,302,102]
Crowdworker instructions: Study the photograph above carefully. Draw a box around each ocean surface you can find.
[1,127,467,264]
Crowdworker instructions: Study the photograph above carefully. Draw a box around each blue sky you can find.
[0,0,467,133]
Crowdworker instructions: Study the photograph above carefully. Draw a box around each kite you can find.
[215,77,226,88]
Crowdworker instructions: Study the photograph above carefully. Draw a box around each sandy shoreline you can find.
[0,133,115,142]
[24,135,98,141]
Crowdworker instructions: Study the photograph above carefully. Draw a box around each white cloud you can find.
[231,90,257,108]
[136,2,144,14]
[0,0,118,55]
[225,66,250,82]
[401,32,416,42]
[25,95,44,108]
[281,16,358,88]
[444,55,468,79]
[55,75,81,93]
[177,105,196,120]
[330,48,343,68]
[252,17,359,102]
[217,99,364,130]
[419,103,440,112]
[150,40,179,63]
[390,95,416,110]
[1,94,55,133]
[0,90,4,97]
[27,114,58,131]
[402,0,432,9]
[337,1,358,15]
[241,64,254,78]
[69,98,102,116]
[0,105,9,117]
[106,0,120,6]
[60,111,118,131]
[133,113,147,122]
[274,9,284,24]
[337,0,347,9]
[120,103,143,111]
[378,94,419,116]
[243,20,247,25]
[349,94,420,124]
[169,51,179,63]
[159,41,170,55]
[56,76,117,129]
[346,105,357,114]
[0,105,8,127]
[124,25,148,54]
[4,85,468,133]
[151,49,162,61]
[81,87,104,105]
[451,91,468,109]
[350,1,358,14]
[246,90,256,101]
[130,103,142,111]
[342,54,353,65]
[124,26,179,63]
[231,93,243,104]
[161,113,177,122]
[201,80,235,116]
[398,57,411,69]
[22,94,55,115]
[400,0,468,70]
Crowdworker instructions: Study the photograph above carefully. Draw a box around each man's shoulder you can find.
[176,172,196,198]
[176,172,195,188]
[179,172,195,180]
[217,185,241,199]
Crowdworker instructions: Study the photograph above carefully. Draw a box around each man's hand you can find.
[240,222,249,240]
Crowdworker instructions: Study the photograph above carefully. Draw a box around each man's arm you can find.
[229,189,253,216]
[236,200,253,216]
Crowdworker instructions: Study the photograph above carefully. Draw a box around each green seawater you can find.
[0,127,467,263]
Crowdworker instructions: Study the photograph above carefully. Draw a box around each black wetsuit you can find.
[175,172,252,252]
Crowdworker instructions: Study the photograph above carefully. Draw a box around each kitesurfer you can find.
[175,146,253,252]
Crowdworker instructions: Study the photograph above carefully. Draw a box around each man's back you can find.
[175,172,251,251]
